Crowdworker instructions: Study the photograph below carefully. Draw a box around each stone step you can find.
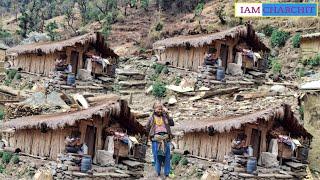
[118,74,145,81]
[118,81,147,87]
[117,70,145,76]
[119,90,145,95]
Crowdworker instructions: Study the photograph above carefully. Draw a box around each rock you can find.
[274,174,294,179]
[227,63,243,76]
[145,85,153,94]
[67,166,80,171]
[271,48,279,57]
[280,165,291,171]
[261,152,279,168]
[238,173,254,178]
[56,173,63,179]
[77,69,93,81]
[30,162,36,169]
[270,85,286,94]
[201,170,220,180]
[96,150,115,166]
[234,167,246,172]
[223,173,229,179]
[33,169,53,180]
[51,169,57,176]
[61,164,68,171]
[228,166,234,172]
[168,96,178,105]
[257,173,275,178]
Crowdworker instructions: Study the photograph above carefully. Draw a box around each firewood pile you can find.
[5,104,44,120]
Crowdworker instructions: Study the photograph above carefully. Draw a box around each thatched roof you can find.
[2,99,145,135]
[153,25,269,52]
[173,104,311,139]
[301,32,320,40]
[6,32,118,58]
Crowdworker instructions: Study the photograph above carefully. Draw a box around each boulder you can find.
[96,150,115,166]
[270,85,286,94]
[261,152,279,168]
[201,170,220,180]
[34,169,53,180]
[227,63,243,76]
[168,96,177,105]
[77,69,93,81]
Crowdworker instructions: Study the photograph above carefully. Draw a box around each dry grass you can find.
[7,32,97,55]
[3,100,121,130]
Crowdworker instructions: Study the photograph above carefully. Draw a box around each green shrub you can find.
[139,47,147,54]
[152,81,167,98]
[180,157,188,166]
[155,21,164,32]
[299,106,304,121]
[271,29,290,47]
[6,69,18,80]
[171,153,182,166]
[153,64,165,74]
[296,67,305,78]
[0,108,4,121]
[292,33,301,48]
[0,151,4,158]
[162,66,169,74]
[2,152,13,164]
[14,73,22,80]
[174,77,181,86]
[262,25,276,37]
[304,54,320,66]
[0,164,4,173]
[149,73,159,81]
[270,58,282,74]
[11,155,19,164]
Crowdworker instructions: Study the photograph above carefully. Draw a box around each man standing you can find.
[146,102,173,178]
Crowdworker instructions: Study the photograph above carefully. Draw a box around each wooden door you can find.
[250,129,261,158]
[220,44,228,70]
[71,51,79,74]
[85,125,97,157]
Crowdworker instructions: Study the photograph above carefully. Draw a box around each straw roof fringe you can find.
[174,107,282,133]
[153,25,269,52]
[3,100,121,130]
[7,32,98,55]
[301,32,320,40]
[174,104,312,138]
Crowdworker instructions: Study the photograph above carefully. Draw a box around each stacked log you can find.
[5,104,43,120]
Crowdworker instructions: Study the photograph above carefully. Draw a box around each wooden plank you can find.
[44,130,52,157]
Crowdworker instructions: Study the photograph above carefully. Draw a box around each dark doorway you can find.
[250,129,261,158]
[85,125,97,157]
[71,51,79,74]
[220,44,229,70]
